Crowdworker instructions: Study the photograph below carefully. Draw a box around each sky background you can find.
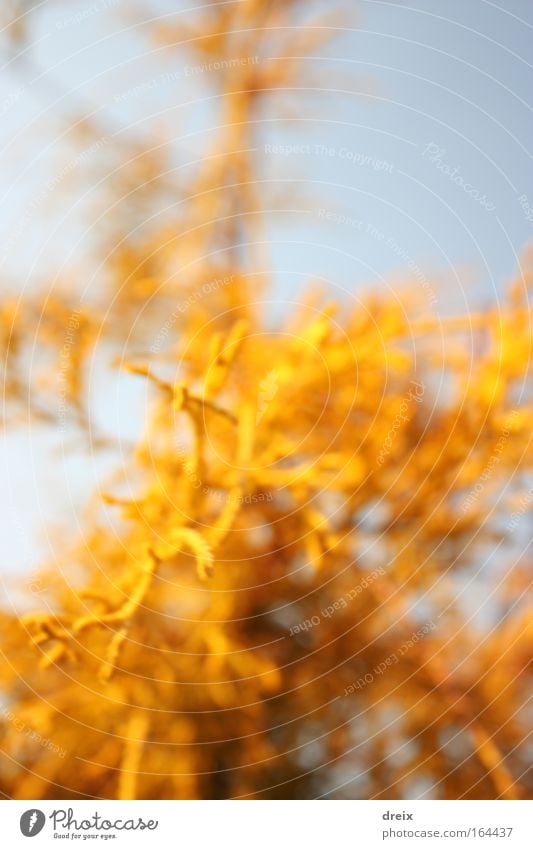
[1,0,532,583]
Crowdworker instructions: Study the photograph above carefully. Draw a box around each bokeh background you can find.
[0,0,531,801]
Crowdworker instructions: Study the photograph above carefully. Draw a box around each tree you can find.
[0,0,531,800]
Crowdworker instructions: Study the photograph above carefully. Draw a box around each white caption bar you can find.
[3,800,530,848]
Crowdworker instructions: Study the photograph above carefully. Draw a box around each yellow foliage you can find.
[0,0,531,802]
